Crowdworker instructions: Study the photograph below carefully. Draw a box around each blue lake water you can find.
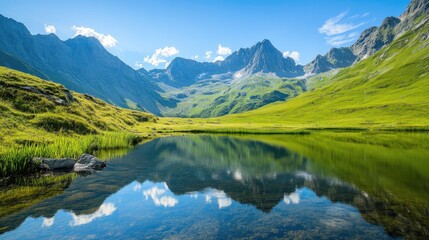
[1,134,428,239]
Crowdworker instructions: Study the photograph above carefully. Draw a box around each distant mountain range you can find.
[148,39,303,88]
[0,0,426,117]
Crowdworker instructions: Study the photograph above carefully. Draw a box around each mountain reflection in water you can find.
[1,134,428,239]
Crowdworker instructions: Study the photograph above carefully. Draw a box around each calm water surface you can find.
[1,133,428,239]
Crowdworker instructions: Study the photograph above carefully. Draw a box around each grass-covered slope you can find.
[0,66,158,176]
[219,17,429,129]
[0,66,155,148]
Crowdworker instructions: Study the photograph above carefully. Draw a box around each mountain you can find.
[149,57,220,88]
[0,14,164,115]
[0,50,48,80]
[223,0,429,128]
[351,16,401,60]
[149,39,304,88]
[304,48,356,74]
[223,39,304,78]
[305,11,404,74]
[397,0,429,34]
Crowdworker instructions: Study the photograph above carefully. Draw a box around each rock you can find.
[73,154,106,173]
[18,85,73,106]
[31,154,106,174]
[32,157,76,171]
[63,89,75,102]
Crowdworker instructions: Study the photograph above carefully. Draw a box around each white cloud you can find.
[44,24,56,34]
[42,217,54,227]
[213,56,225,62]
[205,50,212,59]
[72,25,117,48]
[144,46,179,67]
[134,62,144,69]
[70,203,116,226]
[319,12,365,36]
[319,12,367,46]
[217,44,232,56]
[326,32,358,46]
[283,51,301,62]
[191,55,199,60]
[143,185,178,207]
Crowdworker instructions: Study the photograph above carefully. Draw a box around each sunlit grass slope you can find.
[0,66,156,176]
[219,19,429,129]
[0,66,155,147]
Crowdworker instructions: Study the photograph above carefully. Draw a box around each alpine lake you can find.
[1,132,428,239]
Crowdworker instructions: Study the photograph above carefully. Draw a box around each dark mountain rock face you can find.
[305,17,400,75]
[397,0,429,34]
[400,0,429,22]
[236,39,304,77]
[150,39,303,87]
[326,47,357,68]
[0,14,163,114]
[164,57,220,87]
[304,55,334,74]
[304,48,357,74]
[351,17,400,60]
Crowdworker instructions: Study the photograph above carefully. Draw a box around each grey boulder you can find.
[73,154,106,173]
[32,157,76,171]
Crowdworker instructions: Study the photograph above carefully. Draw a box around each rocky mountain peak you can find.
[257,39,277,51]
[65,36,105,51]
[381,17,401,29]
[240,39,302,77]
[400,0,429,21]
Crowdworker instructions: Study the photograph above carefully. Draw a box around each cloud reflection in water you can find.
[69,203,116,226]
[142,183,179,208]
[283,190,301,205]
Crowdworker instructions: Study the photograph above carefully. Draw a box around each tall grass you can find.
[0,132,143,177]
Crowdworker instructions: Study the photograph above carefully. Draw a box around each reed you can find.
[0,132,143,177]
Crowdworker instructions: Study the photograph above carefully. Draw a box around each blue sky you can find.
[1,0,410,70]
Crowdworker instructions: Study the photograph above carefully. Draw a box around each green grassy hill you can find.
[0,66,157,147]
[0,66,158,176]
[219,17,429,129]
